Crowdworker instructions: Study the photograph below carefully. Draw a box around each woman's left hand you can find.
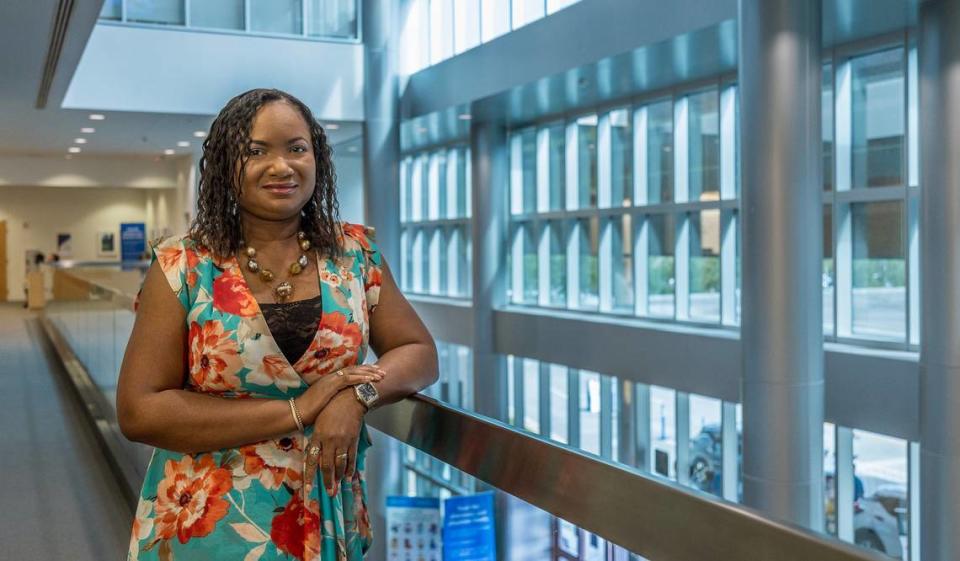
[304,388,367,497]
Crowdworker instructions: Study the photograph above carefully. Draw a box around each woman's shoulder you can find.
[339,221,378,253]
[151,232,217,269]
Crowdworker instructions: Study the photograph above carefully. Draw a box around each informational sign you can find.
[120,222,146,262]
[442,492,496,561]
[386,496,442,561]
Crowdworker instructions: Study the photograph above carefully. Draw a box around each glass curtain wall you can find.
[99,0,359,40]
[401,144,472,298]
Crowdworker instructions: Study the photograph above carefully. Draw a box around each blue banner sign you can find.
[442,492,496,561]
[120,222,146,262]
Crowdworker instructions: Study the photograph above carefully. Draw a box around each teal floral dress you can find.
[127,222,382,561]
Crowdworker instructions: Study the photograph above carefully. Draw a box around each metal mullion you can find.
[835,425,855,542]
[634,199,733,215]
[184,0,191,27]
[673,96,690,203]
[720,84,737,201]
[565,121,580,211]
[301,0,308,37]
[675,392,690,485]
[538,222,551,307]
[511,225,524,304]
[835,202,853,337]
[907,440,920,561]
[510,132,524,214]
[617,380,638,467]
[537,127,551,213]
[634,215,650,317]
[600,375,613,459]
[513,357,525,429]
[599,218,614,312]
[634,105,648,206]
[597,112,612,209]
[721,401,738,501]
[539,362,551,439]
[244,0,250,32]
[675,213,691,321]
[566,218,580,309]
[833,185,906,203]
[567,368,580,448]
[907,187,920,347]
[720,210,737,326]
[634,383,651,472]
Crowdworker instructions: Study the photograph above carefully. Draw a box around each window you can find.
[191,0,244,30]
[688,395,722,496]
[689,210,720,323]
[250,0,303,34]
[126,0,184,25]
[307,0,358,38]
[851,49,905,189]
[851,201,905,340]
[688,89,720,202]
[650,386,676,479]
[610,215,634,312]
[577,115,599,209]
[647,213,676,318]
[647,100,675,204]
[577,217,600,310]
[609,108,633,208]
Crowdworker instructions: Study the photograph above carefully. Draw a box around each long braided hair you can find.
[190,88,342,261]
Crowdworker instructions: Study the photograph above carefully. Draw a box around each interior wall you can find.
[0,185,177,301]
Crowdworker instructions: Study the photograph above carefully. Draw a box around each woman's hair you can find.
[190,88,342,260]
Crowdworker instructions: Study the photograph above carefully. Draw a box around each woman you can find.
[117,88,438,561]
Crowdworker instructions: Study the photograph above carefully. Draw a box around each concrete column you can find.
[361,4,402,560]
[470,118,509,421]
[919,3,960,559]
[362,0,400,264]
[738,0,824,530]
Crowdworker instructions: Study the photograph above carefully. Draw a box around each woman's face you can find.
[236,100,317,222]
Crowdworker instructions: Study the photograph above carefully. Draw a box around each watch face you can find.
[358,382,378,402]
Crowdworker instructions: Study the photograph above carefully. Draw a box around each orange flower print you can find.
[341,222,373,252]
[242,336,302,391]
[270,494,321,561]
[188,321,243,392]
[365,264,382,312]
[212,266,258,318]
[351,478,372,541]
[320,269,342,287]
[128,500,155,558]
[239,436,303,490]
[156,244,186,274]
[297,312,361,375]
[154,455,233,545]
[184,247,203,288]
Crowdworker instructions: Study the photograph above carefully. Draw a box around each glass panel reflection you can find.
[851,49,905,189]
[851,201,905,340]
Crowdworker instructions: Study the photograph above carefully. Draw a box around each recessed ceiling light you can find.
[325,123,340,130]
[89,114,105,120]
[164,149,175,155]
[177,141,190,147]
[74,138,87,144]
[458,114,472,120]
[193,130,206,138]
[68,147,81,153]
[81,127,95,134]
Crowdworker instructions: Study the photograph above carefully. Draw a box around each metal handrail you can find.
[367,395,887,561]
[54,269,886,561]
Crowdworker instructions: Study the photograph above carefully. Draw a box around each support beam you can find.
[919,2,960,559]
[738,0,824,529]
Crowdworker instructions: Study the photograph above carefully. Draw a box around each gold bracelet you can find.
[288,398,305,432]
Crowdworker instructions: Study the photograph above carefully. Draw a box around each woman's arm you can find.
[116,260,383,455]
[306,256,438,495]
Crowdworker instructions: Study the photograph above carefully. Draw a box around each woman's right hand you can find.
[294,365,384,425]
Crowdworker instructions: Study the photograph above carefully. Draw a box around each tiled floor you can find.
[0,304,131,559]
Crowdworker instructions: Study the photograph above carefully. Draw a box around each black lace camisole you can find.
[259,293,323,365]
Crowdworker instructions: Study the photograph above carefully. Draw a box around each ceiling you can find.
[0,0,362,162]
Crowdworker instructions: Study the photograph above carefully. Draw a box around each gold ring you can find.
[337,452,348,460]
[336,370,344,377]
[308,445,321,457]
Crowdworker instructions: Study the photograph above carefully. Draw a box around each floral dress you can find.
[128,222,383,561]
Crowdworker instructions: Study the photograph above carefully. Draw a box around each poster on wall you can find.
[386,496,442,561]
[442,492,496,561]
[56,233,72,259]
[97,231,117,257]
[120,222,146,262]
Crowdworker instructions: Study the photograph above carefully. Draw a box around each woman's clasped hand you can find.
[295,364,388,496]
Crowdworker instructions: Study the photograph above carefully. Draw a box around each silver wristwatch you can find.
[354,382,379,411]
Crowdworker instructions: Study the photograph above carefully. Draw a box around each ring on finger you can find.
[336,369,344,377]
[336,452,348,461]
[308,445,321,458]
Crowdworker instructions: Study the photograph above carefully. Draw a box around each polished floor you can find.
[0,304,131,559]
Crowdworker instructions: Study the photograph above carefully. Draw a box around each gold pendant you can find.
[274,281,294,303]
